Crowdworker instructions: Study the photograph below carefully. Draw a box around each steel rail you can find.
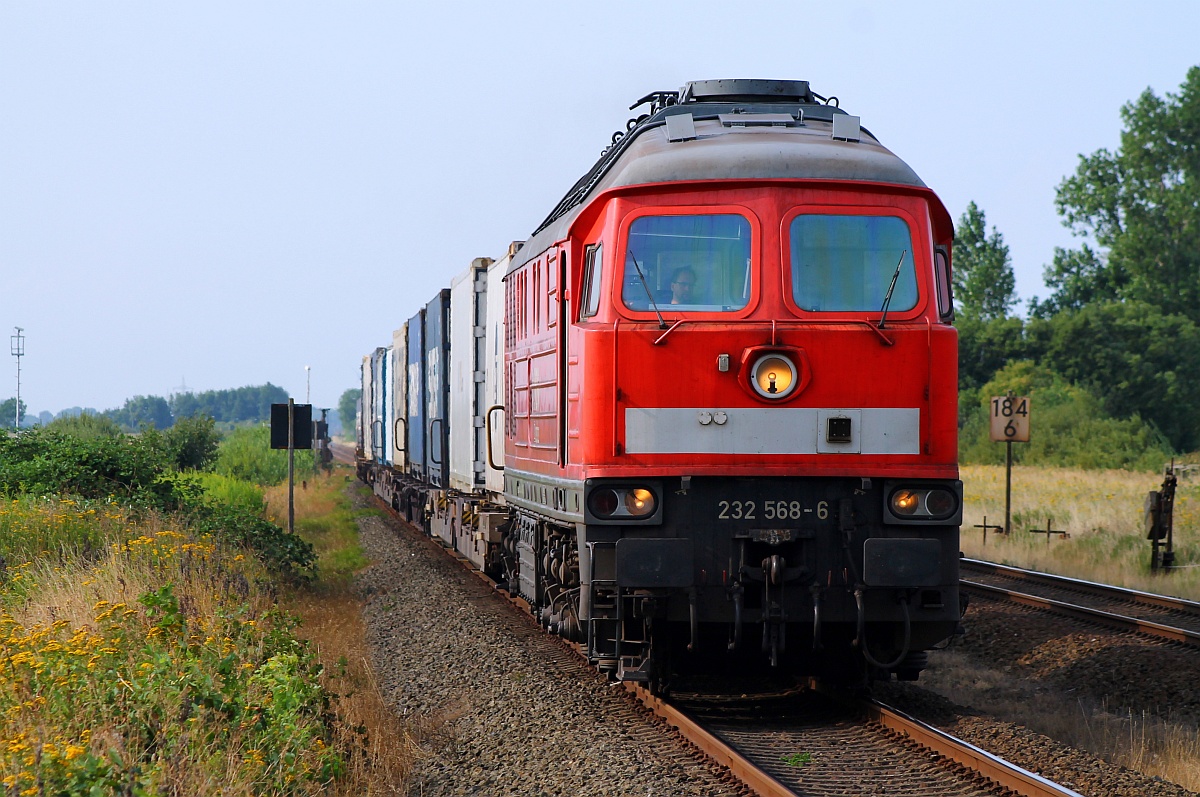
[629,685,797,797]
[962,580,1200,647]
[865,699,1085,797]
[646,682,1084,797]
[361,488,1083,796]
[962,558,1200,614]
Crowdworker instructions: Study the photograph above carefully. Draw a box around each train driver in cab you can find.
[669,266,697,304]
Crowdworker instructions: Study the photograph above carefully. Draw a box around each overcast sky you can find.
[2,2,1197,417]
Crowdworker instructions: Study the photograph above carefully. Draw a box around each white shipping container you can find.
[361,353,376,460]
[370,347,388,464]
[448,258,492,492]
[484,246,517,494]
[381,345,394,466]
[357,356,369,453]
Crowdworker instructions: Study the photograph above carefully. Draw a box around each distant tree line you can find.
[956,66,1200,468]
[100,384,289,430]
[4,384,293,432]
[169,383,289,425]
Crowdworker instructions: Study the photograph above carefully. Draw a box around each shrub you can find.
[0,428,185,510]
[214,426,315,486]
[164,415,221,471]
[960,361,1172,471]
[0,581,341,794]
[184,502,316,582]
[44,413,122,439]
[191,472,266,515]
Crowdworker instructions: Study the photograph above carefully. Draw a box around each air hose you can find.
[854,587,912,670]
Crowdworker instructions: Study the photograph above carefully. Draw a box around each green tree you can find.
[170,384,288,424]
[952,201,1016,320]
[1051,66,1200,319]
[1029,244,1124,318]
[106,395,174,430]
[337,388,361,441]
[1028,301,1200,452]
[0,398,28,429]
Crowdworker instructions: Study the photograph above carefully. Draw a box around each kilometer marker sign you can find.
[990,395,1030,443]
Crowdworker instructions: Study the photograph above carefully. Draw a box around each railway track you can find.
[345,465,1083,797]
[961,558,1200,647]
[640,684,1083,796]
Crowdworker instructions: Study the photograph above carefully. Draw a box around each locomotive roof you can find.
[511,79,929,273]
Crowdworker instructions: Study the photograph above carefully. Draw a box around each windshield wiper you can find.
[628,250,667,329]
[877,250,907,330]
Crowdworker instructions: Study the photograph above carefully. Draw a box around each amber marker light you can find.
[624,488,656,517]
[750,354,798,399]
[890,489,921,516]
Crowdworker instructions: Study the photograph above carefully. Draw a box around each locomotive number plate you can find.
[717,499,829,521]
[749,529,797,544]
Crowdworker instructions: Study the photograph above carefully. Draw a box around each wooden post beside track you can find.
[1005,441,1012,535]
[288,398,295,536]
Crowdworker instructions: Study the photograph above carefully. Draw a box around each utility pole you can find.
[305,365,311,404]
[10,327,24,429]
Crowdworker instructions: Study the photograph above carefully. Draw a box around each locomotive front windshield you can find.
[622,214,751,312]
[790,215,917,313]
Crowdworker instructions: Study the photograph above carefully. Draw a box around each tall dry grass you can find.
[266,470,415,795]
[924,651,1200,790]
[943,464,1200,790]
[960,464,1200,600]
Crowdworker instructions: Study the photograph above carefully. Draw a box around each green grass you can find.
[189,471,266,515]
[266,474,369,586]
[782,752,813,767]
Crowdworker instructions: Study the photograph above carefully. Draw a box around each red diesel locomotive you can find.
[363,79,962,688]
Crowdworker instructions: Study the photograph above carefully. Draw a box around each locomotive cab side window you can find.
[622,214,751,313]
[934,246,954,322]
[789,214,918,313]
[579,243,603,319]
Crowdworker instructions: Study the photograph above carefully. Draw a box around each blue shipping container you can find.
[425,290,451,488]
[406,308,426,480]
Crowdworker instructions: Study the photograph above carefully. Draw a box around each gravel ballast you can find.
[353,497,744,796]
